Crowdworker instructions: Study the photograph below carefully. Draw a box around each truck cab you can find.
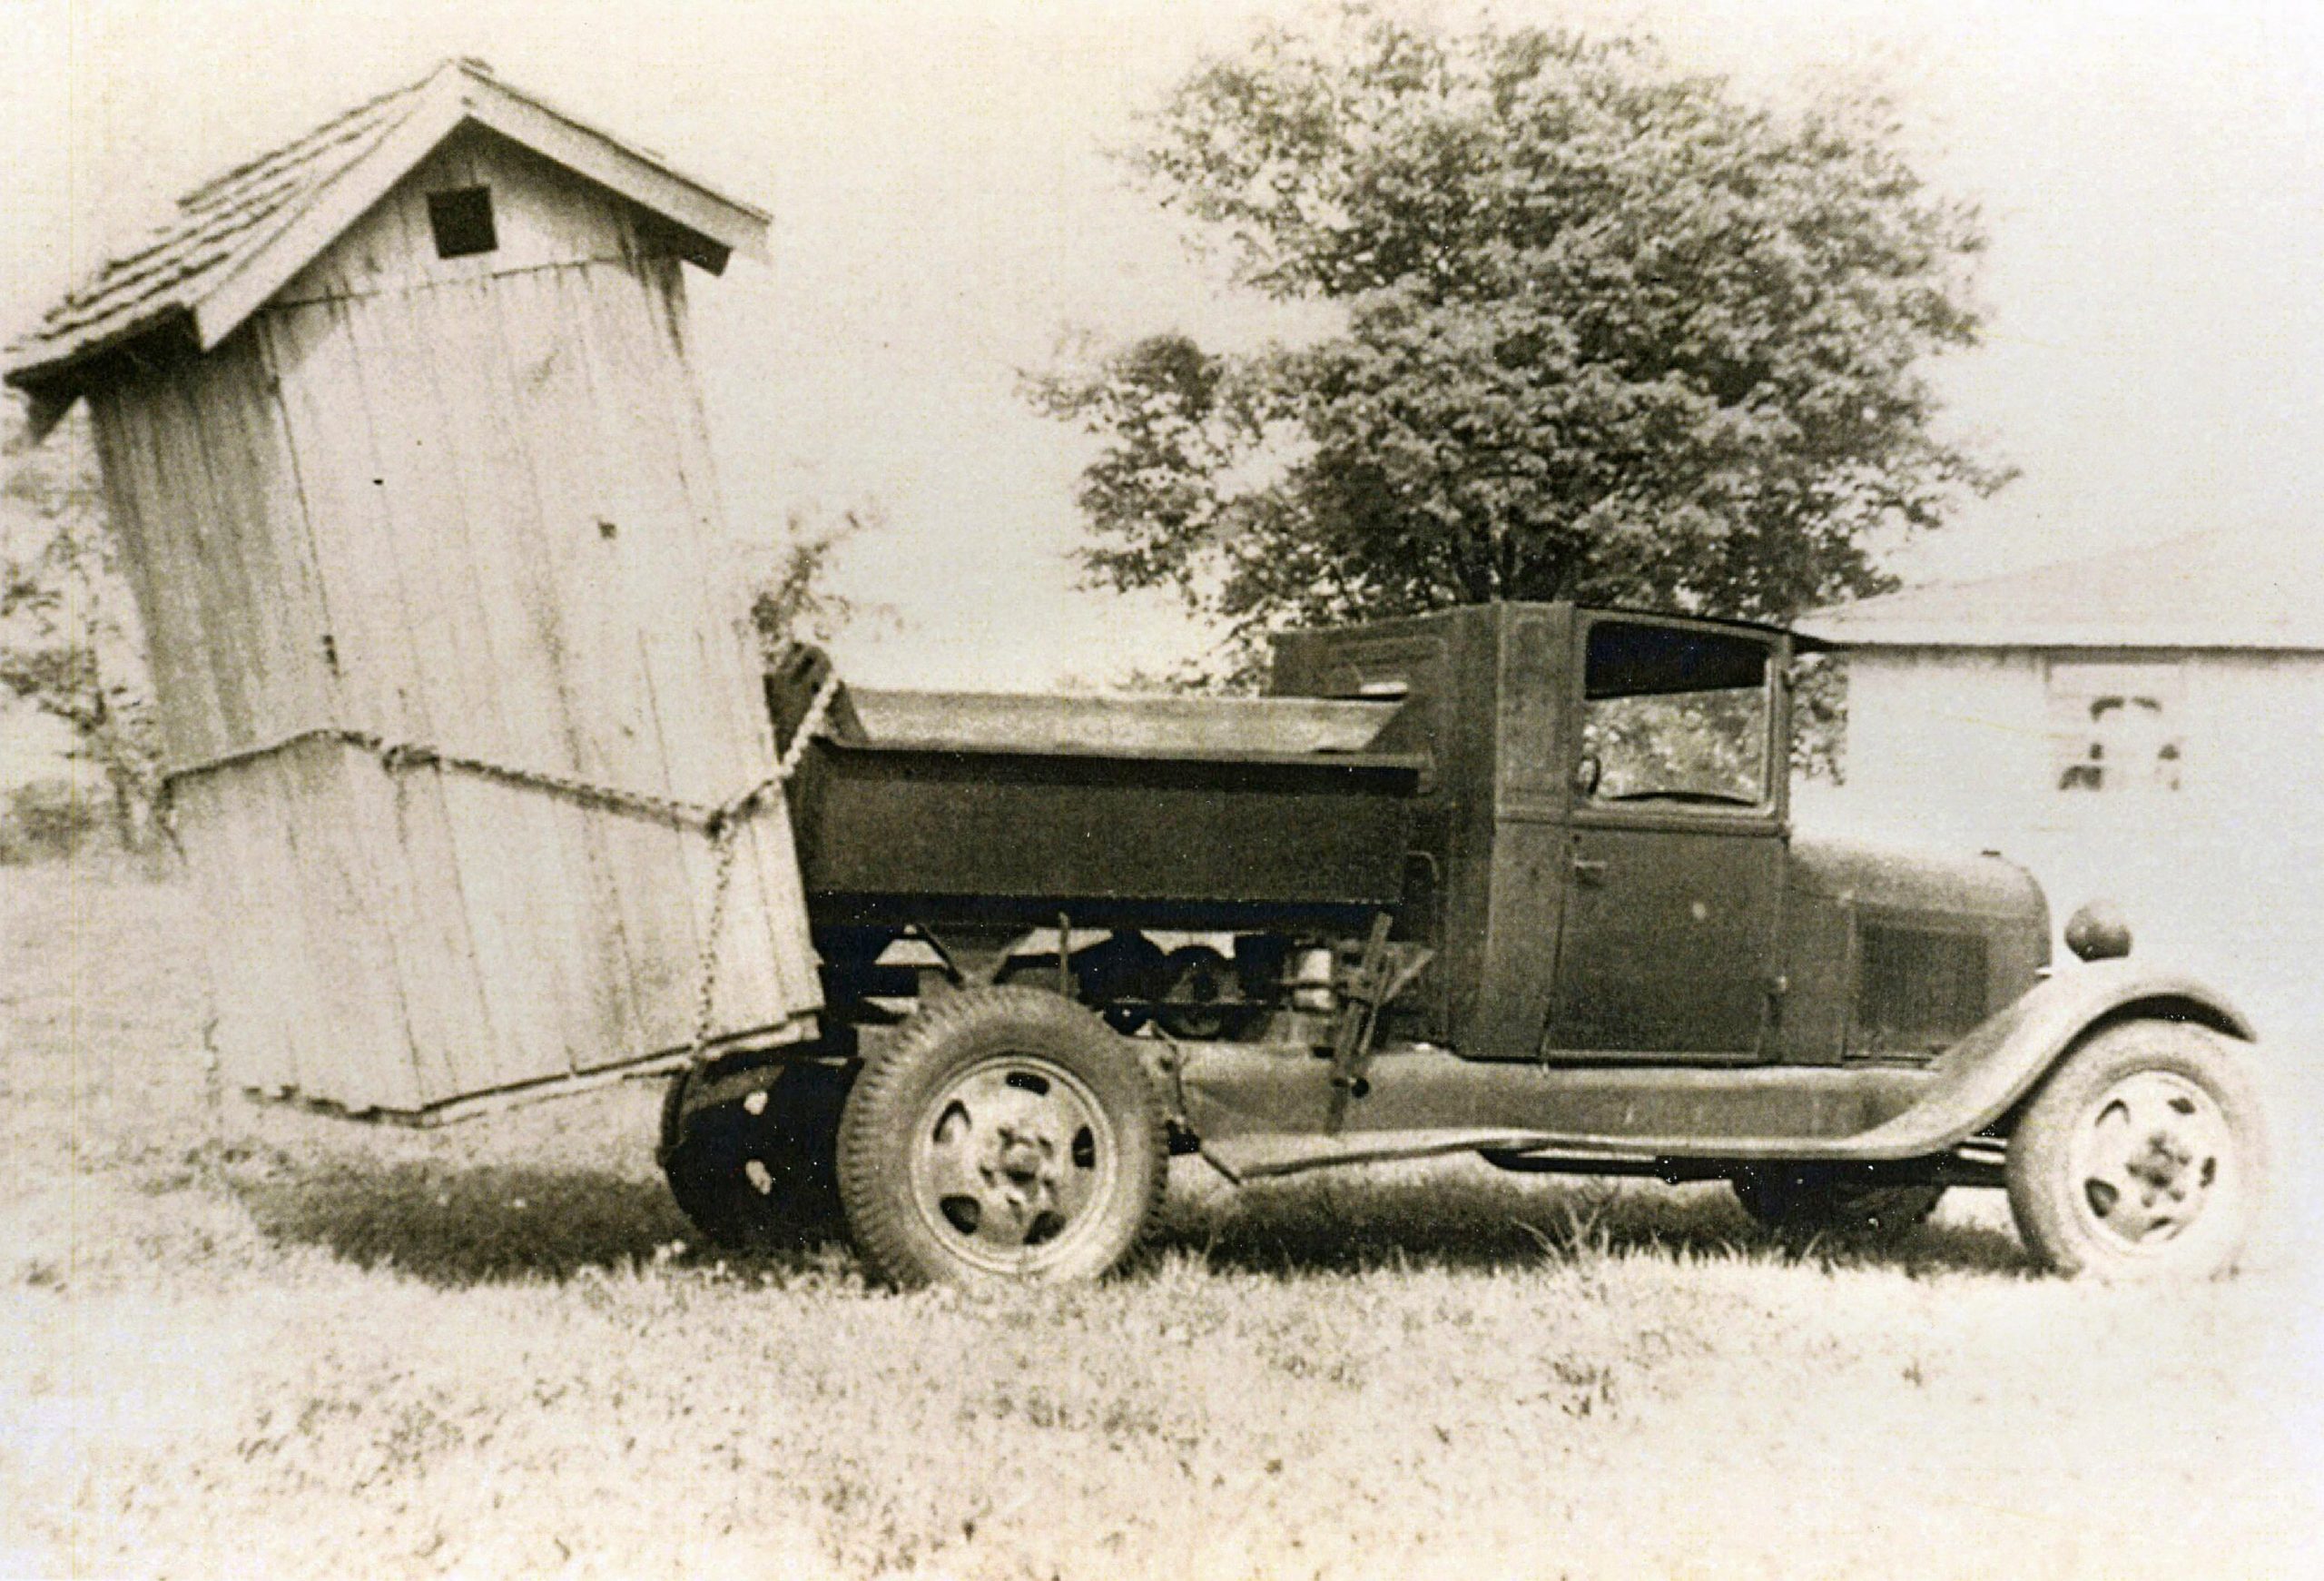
[1271,603,2048,1069]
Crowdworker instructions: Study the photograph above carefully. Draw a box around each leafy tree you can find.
[743,500,895,665]
[1,399,158,842]
[1031,6,2007,677]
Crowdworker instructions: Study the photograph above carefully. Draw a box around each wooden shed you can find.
[2,60,822,1118]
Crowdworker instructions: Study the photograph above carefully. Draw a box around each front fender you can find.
[1839,961,2253,1160]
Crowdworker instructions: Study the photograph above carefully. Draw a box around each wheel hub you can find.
[2072,1072,2227,1251]
[910,1055,1118,1272]
[983,1114,1061,1210]
[2124,1131,2191,1196]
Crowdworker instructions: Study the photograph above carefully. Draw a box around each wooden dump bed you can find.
[845,689,1399,757]
[790,687,1426,930]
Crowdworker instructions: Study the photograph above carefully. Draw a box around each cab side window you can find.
[1579,622,1774,809]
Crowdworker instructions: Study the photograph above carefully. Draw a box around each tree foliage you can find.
[1,400,158,840]
[1031,6,2007,667]
[743,501,895,665]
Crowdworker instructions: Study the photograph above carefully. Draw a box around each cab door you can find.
[1542,617,1787,1061]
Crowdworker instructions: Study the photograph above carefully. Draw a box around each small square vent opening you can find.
[427,187,497,259]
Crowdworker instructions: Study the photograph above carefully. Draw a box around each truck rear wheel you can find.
[836,986,1166,1288]
[1730,1163,1944,1240]
[2005,1020,2266,1280]
[659,1055,851,1250]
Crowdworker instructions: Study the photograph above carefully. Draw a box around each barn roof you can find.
[1,58,768,411]
[1799,526,2324,652]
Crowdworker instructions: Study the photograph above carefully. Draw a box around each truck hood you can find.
[1784,833,2052,1059]
[1787,832,2048,926]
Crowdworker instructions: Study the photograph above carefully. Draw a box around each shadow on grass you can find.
[1148,1168,2034,1280]
[231,1150,2028,1289]
[233,1155,839,1287]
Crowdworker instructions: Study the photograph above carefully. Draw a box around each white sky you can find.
[2,0,2319,688]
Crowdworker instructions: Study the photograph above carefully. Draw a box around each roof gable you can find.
[1799,526,2324,652]
[2,59,767,406]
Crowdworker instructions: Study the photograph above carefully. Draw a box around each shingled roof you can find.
[2,58,767,412]
[1798,525,2324,652]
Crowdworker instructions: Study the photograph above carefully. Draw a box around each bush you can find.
[0,776,109,864]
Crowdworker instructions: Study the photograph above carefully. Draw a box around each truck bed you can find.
[845,688,1398,758]
[786,682,1425,929]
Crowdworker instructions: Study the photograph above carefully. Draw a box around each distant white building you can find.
[1797,528,2324,1005]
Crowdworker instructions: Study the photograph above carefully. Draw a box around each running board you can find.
[1200,1129,1585,1183]
[1200,1123,2010,1188]
[1177,1042,1955,1168]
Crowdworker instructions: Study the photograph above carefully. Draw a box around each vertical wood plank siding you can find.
[84,125,816,1114]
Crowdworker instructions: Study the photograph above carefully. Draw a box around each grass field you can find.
[4,859,2319,1579]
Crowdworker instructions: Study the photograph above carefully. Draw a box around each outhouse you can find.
[2,60,821,1118]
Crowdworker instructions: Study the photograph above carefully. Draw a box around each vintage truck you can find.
[661,601,2268,1286]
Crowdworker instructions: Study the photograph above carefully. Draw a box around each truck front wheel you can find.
[2005,1020,2266,1280]
[836,986,1167,1288]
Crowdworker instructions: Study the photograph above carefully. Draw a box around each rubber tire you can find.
[2006,1019,2267,1280]
[1731,1163,1945,1240]
[659,1057,850,1250]
[836,985,1167,1289]
[1152,944,1236,1040]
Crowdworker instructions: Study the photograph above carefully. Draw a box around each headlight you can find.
[2064,900,2132,962]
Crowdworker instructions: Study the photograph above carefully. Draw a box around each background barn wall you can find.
[1800,644,2324,1035]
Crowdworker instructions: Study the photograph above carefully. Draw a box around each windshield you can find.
[1580,620,1775,808]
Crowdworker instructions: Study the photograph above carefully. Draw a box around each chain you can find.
[161,726,720,832]
[684,668,842,1060]
[153,795,229,1137]
[155,667,848,1067]
[689,815,744,1061]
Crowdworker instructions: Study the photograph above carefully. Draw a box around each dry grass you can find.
[4,860,2319,1579]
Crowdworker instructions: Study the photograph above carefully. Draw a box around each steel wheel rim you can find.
[2065,1069,2233,1255]
[906,1052,1122,1277]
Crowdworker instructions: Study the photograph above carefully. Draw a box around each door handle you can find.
[1571,857,1610,886]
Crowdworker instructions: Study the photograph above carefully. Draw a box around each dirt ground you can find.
[4,857,2319,1579]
